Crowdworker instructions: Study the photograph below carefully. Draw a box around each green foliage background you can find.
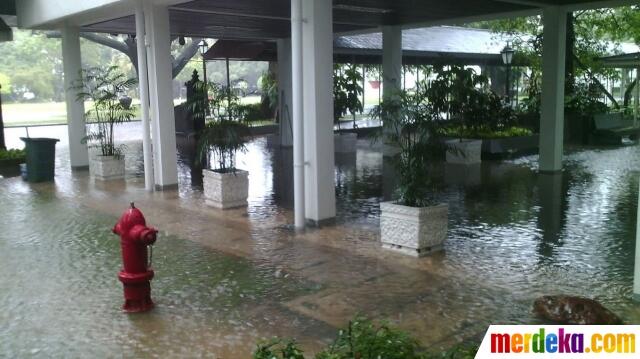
[0,29,268,103]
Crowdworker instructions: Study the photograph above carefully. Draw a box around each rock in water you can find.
[533,295,623,325]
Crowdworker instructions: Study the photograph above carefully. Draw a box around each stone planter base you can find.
[446,139,482,165]
[203,169,249,209]
[380,201,448,257]
[90,155,125,180]
[334,133,357,153]
[482,135,539,157]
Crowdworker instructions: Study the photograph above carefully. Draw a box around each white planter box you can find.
[334,133,357,153]
[90,155,125,180]
[380,201,448,257]
[203,169,249,209]
[481,135,539,157]
[446,139,482,165]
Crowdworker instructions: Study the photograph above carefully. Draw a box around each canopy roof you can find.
[205,26,519,66]
[601,52,640,68]
[77,0,632,41]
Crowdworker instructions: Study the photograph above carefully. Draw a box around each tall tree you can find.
[47,32,202,78]
[473,8,624,108]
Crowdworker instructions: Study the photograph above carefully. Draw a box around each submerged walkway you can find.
[2,129,640,356]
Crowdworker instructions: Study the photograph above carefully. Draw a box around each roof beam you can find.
[169,5,379,28]
[400,8,542,31]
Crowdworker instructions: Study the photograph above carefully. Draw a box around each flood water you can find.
[2,123,640,357]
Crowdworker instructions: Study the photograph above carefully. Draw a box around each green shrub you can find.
[239,103,269,123]
[0,148,26,161]
[440,125,533,139]
[197,119,249,172]
[316,316,425,359]
[254,339,305,359]
[252,316,478,359]
[427,344,478,359]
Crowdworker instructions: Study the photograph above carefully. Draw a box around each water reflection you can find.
[536,173,567,261]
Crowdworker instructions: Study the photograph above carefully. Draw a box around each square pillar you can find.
[61,24,89,169]
[144,3,178,190]
[277,38,293,147]
[382,26,402,101]
[539,7,567,173]
[302,0,336,225]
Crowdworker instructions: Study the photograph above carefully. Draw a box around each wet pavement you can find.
[2,123,640,357]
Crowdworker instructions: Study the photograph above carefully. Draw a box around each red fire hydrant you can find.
[113,202,158,313]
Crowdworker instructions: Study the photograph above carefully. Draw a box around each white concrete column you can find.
[539,7,567,173]
[382,25,402,101]
[634,179,640,300]
[144,2,178,190]
[277,38,293,148]
[291,0,305,229]
[302,0,336,225]
[135,0,154,191]
[61,24,89,169]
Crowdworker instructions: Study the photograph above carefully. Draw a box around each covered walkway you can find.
[11,0,640,302]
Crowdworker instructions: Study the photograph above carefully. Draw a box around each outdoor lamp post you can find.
[199,40,209,83]
[501,44,515,106]
[198,41,210,120]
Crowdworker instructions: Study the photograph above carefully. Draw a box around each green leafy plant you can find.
[187,81,250,173]
[439,125,533,139]
[73,66,137,158]
[253,339,305,359]
[429,344,478,359]
[196,120,248,172]
[316,316,425,359]
[334,63,364,129]
[239,103,269,123]
[370,82,449,207]
[0,148,26,161]
[260,71,279,113]
[252,316,478,359]
[427,64,518,139]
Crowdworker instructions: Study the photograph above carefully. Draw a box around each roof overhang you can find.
[15,0,640,40]
[600,52,640,68]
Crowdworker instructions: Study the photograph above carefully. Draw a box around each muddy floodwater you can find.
[2,123,640,357]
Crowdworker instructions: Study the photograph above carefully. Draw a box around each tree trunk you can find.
[46,32,201,79]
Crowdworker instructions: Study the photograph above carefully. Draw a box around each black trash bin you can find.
[20,137,59,182]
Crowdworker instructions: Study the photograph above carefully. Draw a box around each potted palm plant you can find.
[333,64,363,153]
[370,82,449,257]
[426,65,485,165]
[73,66,137,180]
[190,82,250,209]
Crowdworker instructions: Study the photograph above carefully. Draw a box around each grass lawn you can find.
[2,97,264,127]
[3,102,69,127]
